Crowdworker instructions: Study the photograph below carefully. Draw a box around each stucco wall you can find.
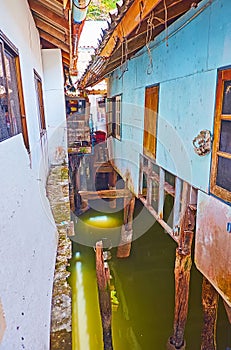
[0,1,66,348]
[42,49,68,166]
[0,136,57,349]
[108,0,231,194]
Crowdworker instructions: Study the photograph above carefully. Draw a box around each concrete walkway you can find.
[46,164,74,350]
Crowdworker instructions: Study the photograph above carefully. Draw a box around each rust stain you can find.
[0,299,6,344]
[195,192,231,306]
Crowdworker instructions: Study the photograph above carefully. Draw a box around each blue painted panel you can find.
[157,70,217,190]
[208,0,231,69]
[108,0,231,193]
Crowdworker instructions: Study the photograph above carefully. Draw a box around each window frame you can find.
[143,84,159,160]
[34,70,46,137]
[106,94,122,140]
[0,30,29,150]
[210,68,231,202]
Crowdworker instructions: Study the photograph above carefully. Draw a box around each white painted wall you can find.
[42,49,68,166]
[0,1,67,348]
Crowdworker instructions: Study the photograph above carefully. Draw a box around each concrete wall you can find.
[108,0,231,195]
[0,1,67,348]
[42,49,68,166]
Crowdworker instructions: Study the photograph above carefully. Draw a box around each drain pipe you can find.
[70,0,89,75]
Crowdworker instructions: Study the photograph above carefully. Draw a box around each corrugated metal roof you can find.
[78,0,203,90]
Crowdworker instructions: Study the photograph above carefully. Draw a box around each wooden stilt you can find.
[223,300,231,324]
[79,158,89,212]
[201,277,219,350]
[117,196,135,258]
[168,196,196,350]
[69,184,75,212]
[95,241,113,350]
[109,170,117,208]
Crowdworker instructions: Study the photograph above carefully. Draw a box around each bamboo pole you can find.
[201,277,219,350]
[95,241,113,350]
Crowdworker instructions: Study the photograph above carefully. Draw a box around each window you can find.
[34,70,46,136]
[106,95,121,140]
[143,85,159,159]
[0,31,29,150]
[210,68,231,202]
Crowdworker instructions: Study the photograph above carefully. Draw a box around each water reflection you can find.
[69,248,103,350]
[69,201,231,349]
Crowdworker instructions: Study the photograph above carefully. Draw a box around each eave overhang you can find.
[28,0,89,75]
[78,0,203,90]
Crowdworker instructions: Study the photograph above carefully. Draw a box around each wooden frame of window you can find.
[106,98,113,137]
[143,85,159,159]
[106,94,121,140]
[0,31,29,150]
[34,70,46,136]
[210,68,231,202]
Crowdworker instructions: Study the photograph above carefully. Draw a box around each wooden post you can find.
[167,189,196,350]
[95,241,113,350]
[201,277,219,350]
[223,300,231,324]
[117,196,135,258]
[108,170,117,208]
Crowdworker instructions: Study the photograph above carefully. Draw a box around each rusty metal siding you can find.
[195,191,231,307]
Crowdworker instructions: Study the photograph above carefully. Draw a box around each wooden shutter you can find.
[143,85,159,159]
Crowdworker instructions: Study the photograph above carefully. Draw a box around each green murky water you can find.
[68,200,231,350]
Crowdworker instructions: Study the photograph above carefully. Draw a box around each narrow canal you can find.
[68,199,230,350]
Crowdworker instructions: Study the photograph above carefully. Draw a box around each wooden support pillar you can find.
[79,158,89,212]
[167,196,196,350]
[117,196,135,258]
[201,277,219,350]
[95,241,113,350]
[69,186,75,212]
[108,170,117,208]
[223,300,231,324]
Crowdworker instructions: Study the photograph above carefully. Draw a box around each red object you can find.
[95,130,106,143]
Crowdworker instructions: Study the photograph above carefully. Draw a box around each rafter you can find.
[34,17,69,44]
[39,30,69,52]
[28,0,68,30]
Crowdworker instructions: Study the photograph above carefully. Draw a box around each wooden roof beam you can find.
[100,0,162,58]
[28,0,68,29]
[34,17,69,44]
[39,30,69,52]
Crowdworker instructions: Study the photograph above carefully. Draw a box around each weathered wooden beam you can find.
[29,0,68,28]
[34,17,68,43]
[108,170,117,208]
[139,196,175,240]
[78,189,132,200]
[117,196,135,258]
[223,300,231,324]
[100,0,162,58]
[201,277,219,350]
[158,167,165,219]
[39,30,69,52]
[95,241,113,350]
[168,192,196,350]
[95,166,114,173]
